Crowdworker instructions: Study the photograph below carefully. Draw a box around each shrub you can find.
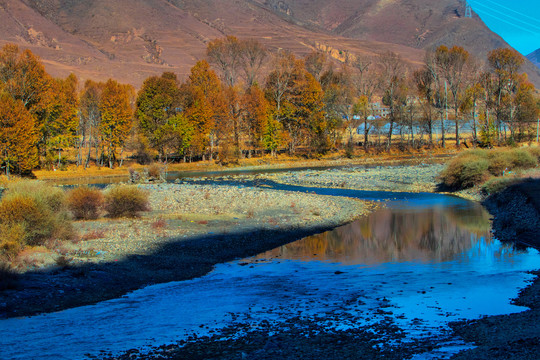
[508,149,536,170]
[147,163,163,180]
[6,180,67,213]
[151,218,167,229]
[66,186,104,220]
[525,147,540,162]
[0,224,25,261]
[80,229,107,241]
[0,180,73,254]
[0,195,53,246]
[487,151,512,176]
[104,185,150,218]
[440,154,490,189]
[482,177,522,196]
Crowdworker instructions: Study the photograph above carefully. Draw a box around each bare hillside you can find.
[0,0,537,88]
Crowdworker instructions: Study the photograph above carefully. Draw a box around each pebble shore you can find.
[258,163,445,193]
[0,181,373,318]
[3,161,540,360]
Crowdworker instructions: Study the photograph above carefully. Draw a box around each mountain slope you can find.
[0,0,537,88]
[527,48,540,69]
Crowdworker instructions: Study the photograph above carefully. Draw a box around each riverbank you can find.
[0,183,372,318]
[31,151,455,183]
[256,163,446,193]
[448,178,540,360]
[2,160,539,359]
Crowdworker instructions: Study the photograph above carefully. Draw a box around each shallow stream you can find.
[0,184,539,359]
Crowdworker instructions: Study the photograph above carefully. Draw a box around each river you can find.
[0,183,538,359]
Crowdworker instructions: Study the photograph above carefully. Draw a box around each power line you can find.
[471,1,540,32]
[472,0,540,26]
[473,8,540,35]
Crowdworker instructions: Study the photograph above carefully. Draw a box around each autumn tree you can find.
[207,36,243,87]
[41,74,79,168]
[413,66,436,146]
[0,44,54,162]
[0,95,38,176]
[239,39,268,87]
[79,80,104,167]
[304,51,327,82]
[136,72,182,160]
[424,49,449,147]
[434,45,470,147]
[512,75,538,140]
[242,84,271,155]
[166,113,194,159]
[99,79,134,168]
[320,65,357,150]
[181,60,225,160]
[265,51,313,154]
[377,51,408,151]
[0,44,50,114]
[460,82,484,145]
[302,72,328,154]
[351,56,377,150]
[217,85,243,163]
[487,47,525,141]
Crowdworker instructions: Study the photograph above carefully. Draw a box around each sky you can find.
[468,0,540,55]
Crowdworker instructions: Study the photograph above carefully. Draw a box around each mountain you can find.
[527,48,540,69]
[1,0,539,88]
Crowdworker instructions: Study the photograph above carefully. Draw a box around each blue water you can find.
[0,189,538,360]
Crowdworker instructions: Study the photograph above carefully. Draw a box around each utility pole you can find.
[464,1,472,18]
[443,80,448,148]
[536,118,540,144]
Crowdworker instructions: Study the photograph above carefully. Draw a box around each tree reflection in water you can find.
[258,204,493,265]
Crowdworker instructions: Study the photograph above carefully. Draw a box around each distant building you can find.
[371,102,390,118]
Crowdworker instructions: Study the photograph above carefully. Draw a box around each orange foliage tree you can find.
[181,60,225,160]
[0,95,38,176]
[99,79,134,168]
[242,84,271,156]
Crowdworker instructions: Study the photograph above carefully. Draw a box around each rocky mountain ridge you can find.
[0,0,538,87]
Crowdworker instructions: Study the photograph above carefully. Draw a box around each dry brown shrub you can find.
[440,153,490,189]
[151,218,167,229]
[104,185,150,218]
[0,195,55,246]
[0,180,73,261]
[0,224,25,261]
[525,147,540,162]
[80,229,107,241]
[508,149,537,169]
[487,151,512,176]
[66,186,104,220]
[147,163,163,179]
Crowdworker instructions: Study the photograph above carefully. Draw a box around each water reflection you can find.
[258,204,493,265]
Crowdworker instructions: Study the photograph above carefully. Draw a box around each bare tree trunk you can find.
[387,119,394,151]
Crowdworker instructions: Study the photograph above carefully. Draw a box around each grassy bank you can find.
[439,146,540,196]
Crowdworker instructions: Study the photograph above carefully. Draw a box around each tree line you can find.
[1,38,538,174]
